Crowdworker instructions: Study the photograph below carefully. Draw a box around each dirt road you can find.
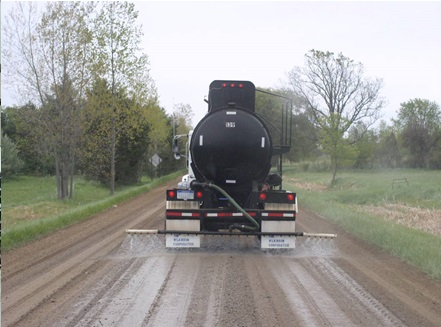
[2,180,441,326]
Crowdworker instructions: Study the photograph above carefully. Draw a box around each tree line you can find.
[1,2,191,198]
[284,97,441,170]
[2,3,440,194]
[256,50,441,186]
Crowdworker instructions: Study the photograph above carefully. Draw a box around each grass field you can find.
[284,167,441,279]
[2,173,181,251]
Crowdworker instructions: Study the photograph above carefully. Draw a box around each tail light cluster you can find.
[222,82,244,88]
[167,190,204,200]
[258,192,296,203]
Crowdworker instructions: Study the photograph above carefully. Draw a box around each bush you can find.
[1,134,24,177]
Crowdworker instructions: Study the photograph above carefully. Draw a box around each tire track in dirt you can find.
[2,181,176,327]
[269,256,336,326]
[298,207,441,327]
[2,184,441,327]
[183,254,229,326]
[243,255,301,326]
[301,258,406,326]
[64,255,175,327]
[215,254,262,327]
[144,255,199,326]
[267,254,407,327]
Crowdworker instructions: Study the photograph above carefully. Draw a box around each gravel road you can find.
[2,180,441,327]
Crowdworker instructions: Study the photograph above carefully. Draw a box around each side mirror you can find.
[172,137,181,160]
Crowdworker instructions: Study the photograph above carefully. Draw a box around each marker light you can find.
[167,190,176,198]
[196,191,204,199]
[287,193,295,201]
[259,193,267,201]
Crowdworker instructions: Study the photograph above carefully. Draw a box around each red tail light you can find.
[196,191,204,199]
[287,193,295,201]
[167,190,176,198]
[259,193,267,201]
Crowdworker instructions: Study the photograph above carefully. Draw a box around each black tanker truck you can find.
[127,80,336,248]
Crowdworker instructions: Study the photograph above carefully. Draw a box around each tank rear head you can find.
[208,80,255,112]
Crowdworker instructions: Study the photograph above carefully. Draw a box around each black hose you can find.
[193,182,260,231]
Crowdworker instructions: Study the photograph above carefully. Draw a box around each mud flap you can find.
[165,219,200,248]
[165,234,200,248]
[261,221,296,249]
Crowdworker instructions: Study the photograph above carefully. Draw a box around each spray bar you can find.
[126,229,337,238]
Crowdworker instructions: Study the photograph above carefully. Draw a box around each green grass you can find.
[2,172,182,251]
[284,167,441,208]
[3,176,110,229]
[284,167,441,279]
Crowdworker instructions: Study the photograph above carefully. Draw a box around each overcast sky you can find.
[2,1,441,127]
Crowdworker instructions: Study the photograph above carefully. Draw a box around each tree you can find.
[393,99,441,168]
[2,2,94,198]
[287,50,384,185]
[1,134,24,177]
[375,121,401,168]
[2,2,158,195]
[145,105,173,178]
[348,122,377,169]
[91,2,153,194]
[80,78,153,185]
[173,103,194,132]
[1,104,54,174]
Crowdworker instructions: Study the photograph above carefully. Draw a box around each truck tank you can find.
[189,81,272,205]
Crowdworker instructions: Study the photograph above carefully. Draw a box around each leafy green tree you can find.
[1,134,24,177]
[348,122,377,169]
[287,50,384,185]
[1,107,18,142]
[80,79,153,185]
[2,2,94,198]
[375,121,401,168]
[2,2,159,195]
[393,99,441,168]
[2,104,54,174]
[318,115,359,178]
[145,105,173,178]
[115,105,150,185]
[290,112,320,162]
[91,2,154,194]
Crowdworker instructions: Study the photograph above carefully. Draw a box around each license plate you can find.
[177,190,194,200]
